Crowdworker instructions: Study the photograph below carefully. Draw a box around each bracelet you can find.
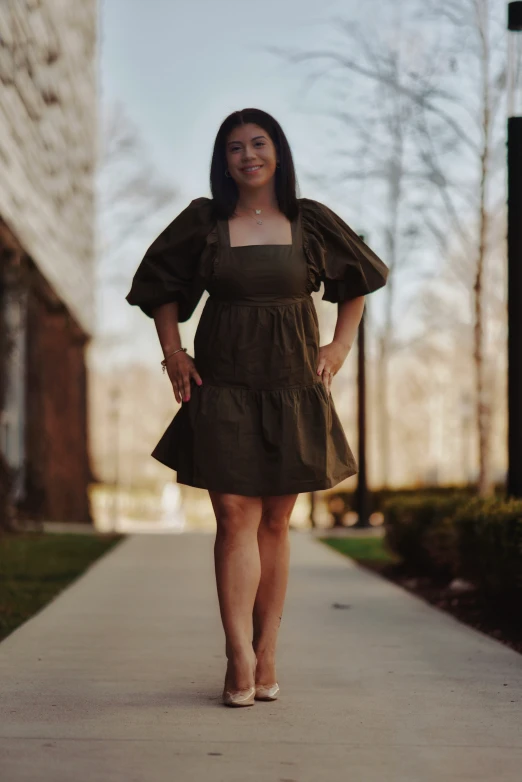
[161,347,187,373]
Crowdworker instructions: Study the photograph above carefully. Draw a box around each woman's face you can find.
[225,123,278,189]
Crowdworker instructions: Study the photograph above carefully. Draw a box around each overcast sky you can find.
[100,0,372,208]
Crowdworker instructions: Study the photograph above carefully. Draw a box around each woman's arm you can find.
[153,301,203,404]
[316,296,365,395]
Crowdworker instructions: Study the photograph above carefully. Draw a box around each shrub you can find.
[382,493,464,578]
[382,492,522,596]
[324,483,489,518]
[454,497,522,596]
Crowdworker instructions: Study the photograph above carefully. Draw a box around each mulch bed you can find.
[358,559,522,656]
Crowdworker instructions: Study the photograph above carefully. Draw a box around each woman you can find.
[126,108,389,708]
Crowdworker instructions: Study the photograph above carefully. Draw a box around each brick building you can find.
[0,1,97,524]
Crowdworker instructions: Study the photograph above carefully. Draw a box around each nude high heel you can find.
[222,652,257,707]
[255,682,280,701]
[222,685,256,707]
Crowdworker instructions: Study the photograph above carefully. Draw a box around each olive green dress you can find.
[126,197,389,496]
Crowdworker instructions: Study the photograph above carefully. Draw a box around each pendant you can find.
[256,220,263,225]
[255,209,261,214]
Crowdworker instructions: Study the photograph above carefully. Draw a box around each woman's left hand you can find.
[316,340,350,395]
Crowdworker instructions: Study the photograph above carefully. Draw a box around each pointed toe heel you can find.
[255,683,280,701]
[222,685,256,707]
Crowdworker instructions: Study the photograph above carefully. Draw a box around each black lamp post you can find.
[507,2,522,498]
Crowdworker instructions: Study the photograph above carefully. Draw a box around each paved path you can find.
[1,532,521,781]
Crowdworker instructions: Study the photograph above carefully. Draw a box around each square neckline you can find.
[224,208,299,249]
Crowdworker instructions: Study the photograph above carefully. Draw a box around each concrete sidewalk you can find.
[0,532,521,781]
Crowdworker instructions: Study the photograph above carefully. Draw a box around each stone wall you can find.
[0,0,97,333]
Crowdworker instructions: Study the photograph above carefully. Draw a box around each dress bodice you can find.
[125,196,389,322]
[207,212,310,303]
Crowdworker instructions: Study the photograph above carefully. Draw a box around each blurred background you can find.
[0,0,515,535]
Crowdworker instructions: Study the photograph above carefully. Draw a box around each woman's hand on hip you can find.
[316,340,350,395]
[165,351,203,404]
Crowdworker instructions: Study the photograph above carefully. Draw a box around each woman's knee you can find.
[260,508,291,534]
[260,494,297,534]
[210,493,261,536]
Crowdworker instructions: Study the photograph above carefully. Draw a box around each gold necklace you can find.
[235,206,264,225]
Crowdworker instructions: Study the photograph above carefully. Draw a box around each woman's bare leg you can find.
[253,493,298,686]
[209,491,262,691]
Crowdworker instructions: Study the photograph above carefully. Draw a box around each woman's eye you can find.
[231,142,265,152]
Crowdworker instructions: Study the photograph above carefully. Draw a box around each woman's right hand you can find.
[165,351,203,403]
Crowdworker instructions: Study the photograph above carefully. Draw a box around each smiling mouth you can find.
[241,165,263,173]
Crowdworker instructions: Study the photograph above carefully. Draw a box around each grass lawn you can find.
[0,532,122,643]
[320,534,399,564]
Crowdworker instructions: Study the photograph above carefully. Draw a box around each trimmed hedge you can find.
[382,493,522,596]
[325,483,503,517]
[382,493,463,579]
[454,497,522,595]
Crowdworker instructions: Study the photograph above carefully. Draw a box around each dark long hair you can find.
[210,108,299,221]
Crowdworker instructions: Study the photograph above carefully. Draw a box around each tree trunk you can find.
[474,0,493,497]
[377,100,402,488]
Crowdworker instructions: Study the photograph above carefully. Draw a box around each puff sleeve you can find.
[126,197,214,322]
[300,198,389,303]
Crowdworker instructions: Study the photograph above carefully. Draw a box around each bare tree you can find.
[270,0,506,494]
[97,103,178,309]
[91,104,178,496]
[267,4,437,487]
[412,0,506,495]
